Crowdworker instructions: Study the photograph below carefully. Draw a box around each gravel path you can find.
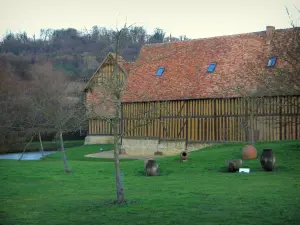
[84,150,166,160]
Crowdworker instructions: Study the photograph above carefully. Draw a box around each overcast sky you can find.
[0,0,299,39]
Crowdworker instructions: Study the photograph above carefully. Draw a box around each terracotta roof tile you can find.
[122,28,293,102]
[123,62,135,73]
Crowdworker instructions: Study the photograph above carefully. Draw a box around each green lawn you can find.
[1,140,300,225]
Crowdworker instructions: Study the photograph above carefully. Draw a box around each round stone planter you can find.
[145,159,159,176]
[180,151,188,160]
[260,148,276,171]
[242,145,257,160]
[154,151,163,156]
[119,148,126,155]
[226,159,243,172]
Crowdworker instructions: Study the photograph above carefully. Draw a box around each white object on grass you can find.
[239,168,250,173]
[100,148,103,152]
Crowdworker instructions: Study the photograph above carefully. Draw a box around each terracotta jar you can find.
[242,145,257,160]
[260,148,276,171]
[180,151,188,160]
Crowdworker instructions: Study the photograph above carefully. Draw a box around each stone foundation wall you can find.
[84,135,114,145]
[121,138,212,156]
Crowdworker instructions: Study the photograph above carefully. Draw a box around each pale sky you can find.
[0,0,299,39]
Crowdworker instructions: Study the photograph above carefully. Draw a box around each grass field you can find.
[1,140,300,225]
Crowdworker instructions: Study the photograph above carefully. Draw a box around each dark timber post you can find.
[279,97,282,140]
[214,99,217,142]
[244,99,249,142]
[110,119,113,135]
[295,97,298,140]
[158,102,162,144]
[185,100,188,150]
[146,103,149,137]
[284,97,287,140]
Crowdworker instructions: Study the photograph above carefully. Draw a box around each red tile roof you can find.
[122,28,292,102]
[123,62,135,73]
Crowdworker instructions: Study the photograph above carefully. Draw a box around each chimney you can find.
[266,26,275,44]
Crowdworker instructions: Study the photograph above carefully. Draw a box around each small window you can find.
[207,62,217,73]
[267,57,277,67]
[155,67,165,76]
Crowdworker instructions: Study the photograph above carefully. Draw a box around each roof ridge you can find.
[143,27,293,47]
[144,31,264,47]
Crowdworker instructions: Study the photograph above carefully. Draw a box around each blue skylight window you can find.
[155,67,165,76]
[267,57,277,68]
[207,62,217,73]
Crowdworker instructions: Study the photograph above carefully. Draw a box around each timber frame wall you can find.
[88,95,300,146]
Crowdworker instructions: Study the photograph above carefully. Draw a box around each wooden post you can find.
[284,97,288,140]
[244,99,249,142]
[146,103,149,137]
[249,97,255,145]
[158,102,162,144]
[279,97,283,140]
[185,100,188,150]
[295,96,298,140]
[110,119,113,135]
[214,99,217,142]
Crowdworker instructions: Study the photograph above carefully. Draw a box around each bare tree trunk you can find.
[113,116,126,203]
[59,131,71,173]
[38,132,44,157]
[113,136,125,203]
[112,33,126,204]
[18,135,35,161]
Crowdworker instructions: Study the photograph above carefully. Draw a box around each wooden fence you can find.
[88,96,300,145]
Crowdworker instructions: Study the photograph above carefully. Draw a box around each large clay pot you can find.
[242,145,257,160]
[180,151,188,160]
[145,159,159,176]
[226,159,243,173]
[260,148,276,171]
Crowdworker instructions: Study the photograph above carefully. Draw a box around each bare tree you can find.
[215,8,300,143]
[85,22,191,203]
[0,56,19,151]
[245,8,299,128]
[254,8,299,93]
[87,24,141,203]
[0,57,15,137]
[27,62,86,172]
[0,56,34,153]
[256,7,300,125]
[17,110,42,161]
